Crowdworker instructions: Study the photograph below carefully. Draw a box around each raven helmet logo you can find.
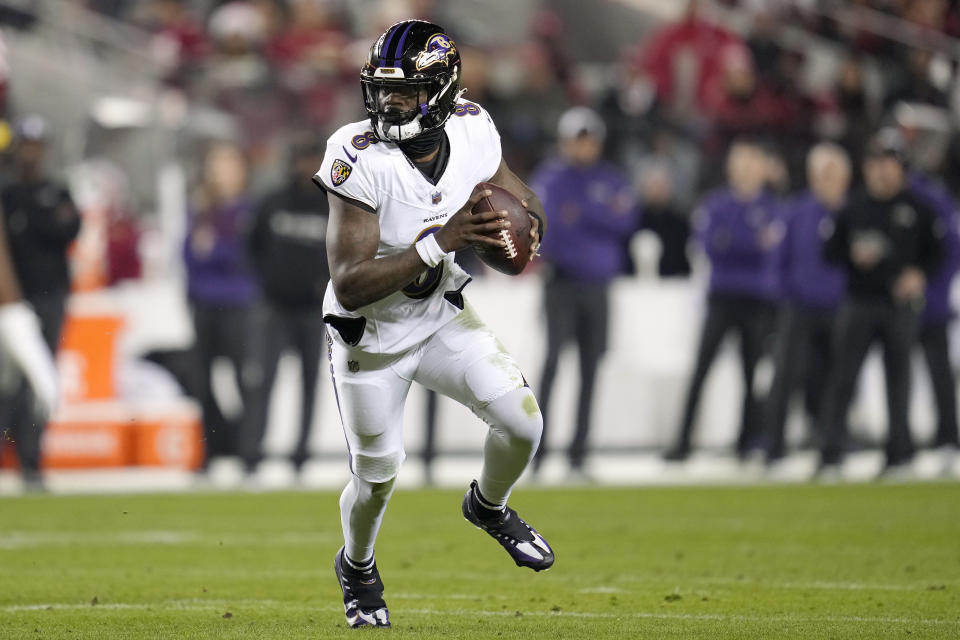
[415,33,456,70]
[331,159,352,186]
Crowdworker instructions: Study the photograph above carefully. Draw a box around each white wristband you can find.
[415,233,447,268]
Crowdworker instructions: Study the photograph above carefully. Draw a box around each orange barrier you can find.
[58,313,124,403]
[0,405,204,471]
[1,302,206,473]
[39,418,135,469]
[0,438,19,469]
[133,414,204,469]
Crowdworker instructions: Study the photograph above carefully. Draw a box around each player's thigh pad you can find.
[327,333,412,482]
[414,304,527,411]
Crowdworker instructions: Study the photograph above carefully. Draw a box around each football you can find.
[470,182,533,276]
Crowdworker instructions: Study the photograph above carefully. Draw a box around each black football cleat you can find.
[462,480,554,572]
[333,547,390,628]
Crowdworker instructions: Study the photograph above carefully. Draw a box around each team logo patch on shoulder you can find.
[416,33,456,70]
[331,159,352,186]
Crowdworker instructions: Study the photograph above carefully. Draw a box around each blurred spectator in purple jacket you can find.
[531,107,641,477]
[666,138,782,461]
[184,141,258,468]
[908,171,959,470]
[763,143,850,465]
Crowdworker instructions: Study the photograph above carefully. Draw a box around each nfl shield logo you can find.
[331,159,352,186]
[347,360,360,373]
[431,191,442,204]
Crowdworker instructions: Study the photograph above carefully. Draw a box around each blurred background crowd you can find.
[0,0,959,491]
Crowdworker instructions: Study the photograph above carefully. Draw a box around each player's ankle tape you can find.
[345,554,375,572]
[415,234,447,268]
[473,485,505,514]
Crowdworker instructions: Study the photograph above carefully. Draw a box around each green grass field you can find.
[1,483,958,639]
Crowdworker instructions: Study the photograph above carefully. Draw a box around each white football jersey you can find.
[315,98,502,355]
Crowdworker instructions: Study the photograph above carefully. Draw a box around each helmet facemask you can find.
[361,67,461,143]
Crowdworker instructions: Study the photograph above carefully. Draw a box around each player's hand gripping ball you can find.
[470,182,534,275]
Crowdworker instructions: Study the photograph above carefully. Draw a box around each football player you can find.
[312,20,552,628]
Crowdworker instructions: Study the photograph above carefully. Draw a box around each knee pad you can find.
[352,450,405,484]
[477,386,543,447]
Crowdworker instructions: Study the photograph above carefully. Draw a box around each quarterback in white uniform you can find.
[313,19,554,628]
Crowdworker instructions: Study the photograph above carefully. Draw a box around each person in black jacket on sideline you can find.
[0,115,80,491]
[818,131,945,478]
[241,140,329,475]
[0,116,80,350]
